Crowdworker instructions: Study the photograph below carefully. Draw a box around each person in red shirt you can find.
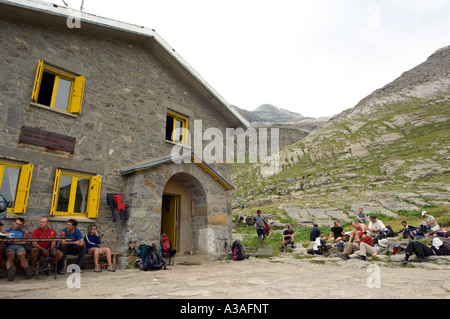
[30,217,63,275]
[340,231,374,260]
[348,231,377,261]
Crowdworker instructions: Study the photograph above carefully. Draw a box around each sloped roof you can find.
[0,0,249,129]
[120,153,234,191]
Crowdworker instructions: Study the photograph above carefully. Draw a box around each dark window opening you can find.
[37,71,55,106]
[165,114,174,141]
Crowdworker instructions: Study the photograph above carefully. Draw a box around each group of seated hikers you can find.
[231,209,449,263]
[1,217,115,282]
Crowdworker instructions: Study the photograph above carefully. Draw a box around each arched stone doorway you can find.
[162,172,207,254]
[121,156,233,256]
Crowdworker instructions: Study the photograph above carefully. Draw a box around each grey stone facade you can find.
[0,1,246,263]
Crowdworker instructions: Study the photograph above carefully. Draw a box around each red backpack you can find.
[160,234,171,252]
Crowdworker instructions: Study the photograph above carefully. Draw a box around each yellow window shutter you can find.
[31,60,44,103]
[69,75,85,113]
[86,176,101,219]
[50,169,61,216]
[13,164,34,214]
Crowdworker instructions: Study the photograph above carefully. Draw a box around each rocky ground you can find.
[1,253,448,300]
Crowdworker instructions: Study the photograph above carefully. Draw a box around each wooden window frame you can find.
[50,169,101,219]
[166,111,188,145]
[0,161,33,214]
[31,60,85,114]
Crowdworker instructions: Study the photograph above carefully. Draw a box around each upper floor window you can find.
[165,111,188,145]
[0,161,33,214]
[31,60,85,114]
[50,169,101,219]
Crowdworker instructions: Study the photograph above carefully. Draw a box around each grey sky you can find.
[46,0,450,117]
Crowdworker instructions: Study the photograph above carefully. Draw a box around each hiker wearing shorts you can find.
[253,210,267,247]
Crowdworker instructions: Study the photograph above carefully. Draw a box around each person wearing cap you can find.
[347,231,376,261]
[340,230,374,259]
[422,211,440,233]
[402,238,450,264]
[348,221,368,243]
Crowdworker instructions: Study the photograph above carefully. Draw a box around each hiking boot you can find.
[418,258,425,263]
[107,263,115,272]
[338,253,350,260]
[7,266,16,282]
[94,264,102,272]
[281,246,284,252]
[25,266,33,279]
[358,256,367,261]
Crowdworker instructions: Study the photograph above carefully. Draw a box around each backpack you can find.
[433,230,450,238]
[419,223,428,234]
[308,237,327,255]
[136,244,166,271]
[160,233,177,258]
[231,240,250,260]
[137,244,146,258]
[264,220,271,237]
[385,225,395,237]
[0,193,7,219]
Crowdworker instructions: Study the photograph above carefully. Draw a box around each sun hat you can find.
[379,238,389,247]
[432,238,443,248]
[421,211,428,216]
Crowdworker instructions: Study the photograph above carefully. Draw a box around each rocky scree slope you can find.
[231,45,450,228]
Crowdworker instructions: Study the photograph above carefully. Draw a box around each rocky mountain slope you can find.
[231,45,450,228]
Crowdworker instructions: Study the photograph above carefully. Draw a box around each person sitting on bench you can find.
[84,224,115,273]
[59,219,86,273]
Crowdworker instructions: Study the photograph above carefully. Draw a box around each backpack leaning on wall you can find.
[160,233,177,259]
[136,244,167,271]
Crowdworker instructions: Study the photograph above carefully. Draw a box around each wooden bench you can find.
[65,252,121,269]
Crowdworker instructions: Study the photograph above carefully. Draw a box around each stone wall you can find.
[0,9,236,260]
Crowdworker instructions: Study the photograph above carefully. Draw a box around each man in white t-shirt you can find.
[422,211,440,232]
[367,215,387,238]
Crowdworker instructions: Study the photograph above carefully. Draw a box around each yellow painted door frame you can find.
[161,194,179,251]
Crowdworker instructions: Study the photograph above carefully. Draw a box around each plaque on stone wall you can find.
[19,126,76,153]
